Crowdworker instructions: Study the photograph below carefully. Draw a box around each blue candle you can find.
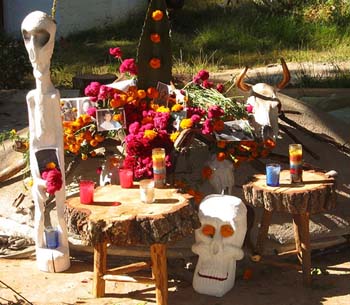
[266,163,281,187]
[45,227,59,249]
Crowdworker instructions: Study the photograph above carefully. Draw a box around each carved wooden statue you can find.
[21,11,70,272]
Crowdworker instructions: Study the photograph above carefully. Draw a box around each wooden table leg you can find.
[93,240,107,297]
[292,216,302,264]
[292,213,311,286]
[255,209,273,256]
[150,243,168,305]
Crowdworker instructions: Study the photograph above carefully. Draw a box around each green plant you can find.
[0,34,32,89]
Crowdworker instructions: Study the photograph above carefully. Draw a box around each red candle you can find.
[79,180,94,204]
[119,168,133,188]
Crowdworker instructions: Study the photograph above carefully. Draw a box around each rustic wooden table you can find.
[65,184,200,305]
[243,170,336,286]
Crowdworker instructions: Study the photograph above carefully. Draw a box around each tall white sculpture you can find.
[21,11,70,272]
[192,195,247,297]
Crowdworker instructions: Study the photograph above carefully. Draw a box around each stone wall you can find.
[3,0,146,38]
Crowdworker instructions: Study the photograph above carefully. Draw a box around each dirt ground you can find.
[1,245,350,305]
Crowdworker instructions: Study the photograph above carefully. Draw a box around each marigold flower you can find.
[264,138,276,148]
[217,140,226,149]
[113,113,123,122]
[110,98,122,108]
[171,104,183,112]
[144,129,158,140]
[243,268,253,280]
[152,10,164,21]
[46,162,56,169]
[216,151,227,161]
[94,134,105,143]
[150,33,161,43]
[170,131,180,142]
[149,58,161,69]
[90,151,97,157]
[213,119,224,132]
[147,87,159,99]
[180,118,193,129]
[156,106,170,113]
[201,166,213,179]
[81,153,88,161]
[137,89,147,99]
[90,139,98,147]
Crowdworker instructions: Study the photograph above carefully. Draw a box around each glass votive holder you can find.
[266,163,281,187]
[289,143,303,183]
[119,168,134,188]
[152,147,166,188]
[44,226,59,249]
[80,180,95,204]
[139,179,155,204]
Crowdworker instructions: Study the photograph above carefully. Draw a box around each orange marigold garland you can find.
[150,33,161,43]
[149,58,161,69]
[152,10,164,21]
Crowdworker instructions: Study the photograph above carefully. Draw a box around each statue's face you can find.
[21,11,56,78]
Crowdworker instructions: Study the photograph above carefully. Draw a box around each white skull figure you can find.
[207,154,235,195]
[21,11,70,272]
[22,11,56,81]
[236,58,291,140]
[192,195,247,297]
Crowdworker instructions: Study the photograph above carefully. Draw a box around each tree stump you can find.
[243,170,337,214]
[65,185,200,246]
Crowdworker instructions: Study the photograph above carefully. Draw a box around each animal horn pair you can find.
[236,58,291,92]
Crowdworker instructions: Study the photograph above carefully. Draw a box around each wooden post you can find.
[293,213,311,286]
[292,216,302,264]
[93,240,107,297]
[150,243,168,305]
[255,209,272,256]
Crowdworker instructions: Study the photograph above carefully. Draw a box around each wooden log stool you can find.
[243,170,336,286]
[65,185,200,305]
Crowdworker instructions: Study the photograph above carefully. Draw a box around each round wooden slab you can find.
[243,170,336,214]
[65,185,200,246]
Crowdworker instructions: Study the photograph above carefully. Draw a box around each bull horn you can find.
[276,58,291,89]
[235,66,252,92]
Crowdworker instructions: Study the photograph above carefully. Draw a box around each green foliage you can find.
[0,33,32,89]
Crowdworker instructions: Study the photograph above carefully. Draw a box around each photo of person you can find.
[96,109,124,132]
[35,148,60,175]
[78,98,93,115]
[155,81,169,106]
[60,99,77,121]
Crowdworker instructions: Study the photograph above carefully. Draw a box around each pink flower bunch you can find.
[123,110,173,179]
[109,47,122,59]
[41,168,63,195]
[119,58,138,76]
[84,82,117,103]
[192,69,224,91]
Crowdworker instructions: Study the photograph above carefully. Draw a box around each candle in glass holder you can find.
[79,180,95,204]
[266,163,281,187]
[139,179,155,203]
[119,168,134,188]
[152,148,166,188]
[289,144,303,183]
[44,226,59,249]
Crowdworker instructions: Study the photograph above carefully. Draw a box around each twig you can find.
[0,279,33,305]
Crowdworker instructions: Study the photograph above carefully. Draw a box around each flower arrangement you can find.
[41,162,63,195]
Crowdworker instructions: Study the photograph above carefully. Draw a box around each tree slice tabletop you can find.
[65,184,200,246]
[243,170,337,214]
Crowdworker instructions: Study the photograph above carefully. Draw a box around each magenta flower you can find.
[216,83,224,93]
[120,58,138,75]
[191,114,201,124]
[202,119,213,135]
[246,104,254,113]
[192,75,201,84]
[202,80,214,89]
[208,105,224,119]
[86,107,97,118]
[84,82,101,101]
[197,70,209,81]
[41,168,63,195]
[109,47,122,59]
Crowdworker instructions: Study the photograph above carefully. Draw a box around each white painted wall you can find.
[3,0,146,38]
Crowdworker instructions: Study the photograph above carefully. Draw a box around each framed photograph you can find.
[155,81,170,106]
[171,110,187,131]
[35,148,60,175]
[214,120,254,142]
[60,98,78,121]
[96,108,125,132]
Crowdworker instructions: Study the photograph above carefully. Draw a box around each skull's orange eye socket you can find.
[202,224,215,237]
[220,225,234,237]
